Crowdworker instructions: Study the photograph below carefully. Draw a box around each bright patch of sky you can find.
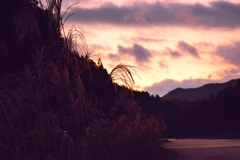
[58,0,240,96]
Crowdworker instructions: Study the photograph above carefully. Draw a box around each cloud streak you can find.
[208,68,240,79]
[68,1,240,28]
[131,37,165,43]
[158,61,168,70]
[144,78,216,96]
[144,75,240,96]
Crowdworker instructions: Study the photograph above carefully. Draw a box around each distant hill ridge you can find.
[163,79,239,102]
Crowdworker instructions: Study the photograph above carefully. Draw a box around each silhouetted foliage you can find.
[166,79,240,138]
[0,0,167,159]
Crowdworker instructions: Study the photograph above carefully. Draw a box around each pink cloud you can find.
[68,1,240,28]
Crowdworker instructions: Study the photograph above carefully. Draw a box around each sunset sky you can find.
[61,0,240,96]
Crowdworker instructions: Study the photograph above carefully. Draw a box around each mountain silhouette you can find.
[163,79,239,102]
[171,79,240,136]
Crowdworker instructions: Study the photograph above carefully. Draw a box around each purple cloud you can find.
[108,53,121,61]
[164,47,181,58]
[118,44,151,63]
[178,41,199,58]
[215,42,240,65]
[68,1,240,28]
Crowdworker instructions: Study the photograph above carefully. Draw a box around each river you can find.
[164,139,240,160]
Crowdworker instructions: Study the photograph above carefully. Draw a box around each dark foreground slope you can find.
[0,1,169,159]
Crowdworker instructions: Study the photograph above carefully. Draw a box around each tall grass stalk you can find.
[109,63,139,91]
[13,7,41,44]
[0,99,22,158]
[0,39,16,74]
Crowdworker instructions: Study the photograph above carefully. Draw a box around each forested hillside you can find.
[0,0,168,159]
[168,80,240,138]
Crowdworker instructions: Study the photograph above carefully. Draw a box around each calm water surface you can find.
[164,139,240,160]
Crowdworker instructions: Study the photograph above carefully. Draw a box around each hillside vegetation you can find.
[166,80,240,137]
[0,0,167,159]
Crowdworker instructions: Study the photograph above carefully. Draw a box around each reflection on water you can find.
[164,139,240,160]
[167,139,240,148]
